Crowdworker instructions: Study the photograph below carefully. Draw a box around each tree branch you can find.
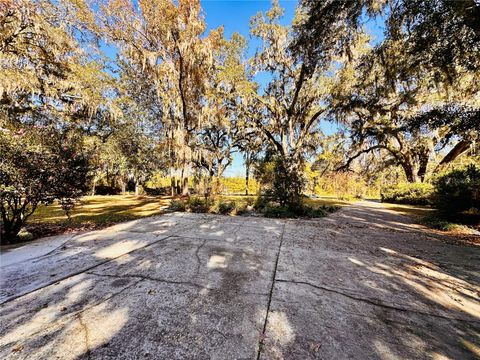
[336,145,388,171]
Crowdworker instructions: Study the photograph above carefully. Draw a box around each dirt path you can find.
[0,202,479,359]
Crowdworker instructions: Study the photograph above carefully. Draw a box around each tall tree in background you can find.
[293,0,480,182]
[192,33,253,195]
[102,0,223,195]
[0,0,114,128]
[331,36,479,183]
[293,0,480,81]
[246,1,330,208]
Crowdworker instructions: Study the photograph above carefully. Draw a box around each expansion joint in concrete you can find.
[256,222,286,360]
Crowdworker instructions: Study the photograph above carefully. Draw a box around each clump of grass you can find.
[168,199,186,212]
[421,214,467,231]
[217,200,236,215]
[233,203,249,215]
[186,196,212,213]
[169,195,340,219]
[263,204,339,219]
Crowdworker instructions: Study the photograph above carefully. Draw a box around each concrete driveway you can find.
[0,202,479,359]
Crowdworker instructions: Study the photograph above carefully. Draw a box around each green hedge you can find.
[433,164,480,214]
[381,183,433,205]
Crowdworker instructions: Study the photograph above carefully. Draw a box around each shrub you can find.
[263,206,294,218]
[233,203,249,215]
[0,129,91,243]
[94,185,121,195]
[254,196,270,211]
[433,164,480,214]
[186,196,212,213]
[245,196,255,206]
[17,228,34,242]
[421,214,465,231]
[168,199,186,212]
[218,200,236,215]
[256,157,305,210]
[263,204,338,218]
[381,182,433,205]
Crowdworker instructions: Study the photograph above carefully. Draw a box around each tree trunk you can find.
[182,177,189,195]
[215,164,223,195]
[176,178,181,195]
[245,162,250,196]
[439,139,472,166]
[401,161,418,183]
[1,212,24,243]
[181,168,189,196]
[91,179,96,196]
[417,150,430,183]
[312,176,317,195]
[170,167,176,196]
[135,180,140,196]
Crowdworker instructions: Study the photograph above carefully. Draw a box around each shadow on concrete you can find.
[0,204,478,359]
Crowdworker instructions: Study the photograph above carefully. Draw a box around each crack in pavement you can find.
[86,271,206,289]
[86,271,270,296]
[194,239,208,276]
[78,313,91,360]
[30,235,76,263]
[256,222,286,360]
[275,279,480,324]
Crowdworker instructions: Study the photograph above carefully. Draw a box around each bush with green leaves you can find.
[253,195,270,211]
[263,204,338,219]
[168,199,186,212]
[421,214,465,231]
[433,164,480,215]
[256,156,305,211]
[381,183,433,205]
[186,196,212,213]
[0,129,91,243]
[217,200,236,215]
[263,206,294,218]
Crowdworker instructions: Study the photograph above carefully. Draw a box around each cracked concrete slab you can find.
[0,212,283,359]
[260,201,480,360]
[1,202,479,359]
[0,214,210,304]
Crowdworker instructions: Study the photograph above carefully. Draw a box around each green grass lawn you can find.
[31,195,171,224]
[304,196,353,208]
[381,201,480,242]
[380,202,435,218]
[27,195,171,238]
